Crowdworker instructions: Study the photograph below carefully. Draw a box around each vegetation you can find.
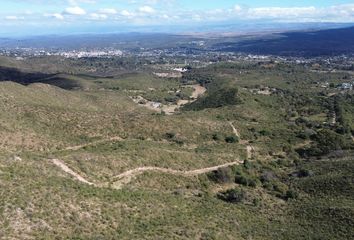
[0,56,353,239]
[184,87,242,111]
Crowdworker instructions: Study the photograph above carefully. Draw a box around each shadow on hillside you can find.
[0,66,81,90]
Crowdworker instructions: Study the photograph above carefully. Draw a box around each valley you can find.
[0,27,354,239]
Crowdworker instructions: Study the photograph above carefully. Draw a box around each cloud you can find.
[89,13,108,20]
[234,5,242,12]
[68,0,96,5]
[5,16,24,21]
[98,8,117,14]
[1,2,353,27]
[44,13,65,20]
[139,6,155,14]
[200,4,354,23]
[64,6,86,15]
[121,10,134,17]
[247,6,317,19]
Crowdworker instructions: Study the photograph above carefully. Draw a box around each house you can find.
[338,83,353,90]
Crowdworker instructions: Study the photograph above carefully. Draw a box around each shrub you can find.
[225,136,239,143]
[273,181,288,196]
[285,189,299,200]
[243,160,253,169]
[235,174,259,188]
[212,133,222,141]
[235,175,248,185]
[165,132,176,139]
[183,87,242,111]
[208,167,234,184]
[297,169,314,178]
[218,188,246,203]
[260,171,276,183]
[297,129,354,157]
[259,130,271,136]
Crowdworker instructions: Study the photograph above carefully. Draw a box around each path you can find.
[246,146,255,159]
[331,112,337,125]
[228,121,240,138]
[51,158,241,189]
[190,84,207,99]
[229,121,254,159]
[63,136,122,151]
[52,159,95,186]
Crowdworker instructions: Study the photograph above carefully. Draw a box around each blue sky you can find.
[0,0,353,35]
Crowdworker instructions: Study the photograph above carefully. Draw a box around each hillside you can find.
[0,59,353,239]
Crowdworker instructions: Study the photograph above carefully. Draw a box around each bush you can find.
[297,129,354,157]
[225,136,239,143]
[183,87,242,111]
[259,130,271,136]
[218,188,246,203]
[235,175,248,185]
[273,181,288,196]
[212,133,222,141]
[297,169,314,178]
[235,174,259,188]
[285,189,299,200]
[208,167,234,184]
[260,171,276,183]
[165,132,176,139]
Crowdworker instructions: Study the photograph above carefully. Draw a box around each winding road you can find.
[51,158,241,189]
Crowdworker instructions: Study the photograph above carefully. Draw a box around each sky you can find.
[0,0,354,36]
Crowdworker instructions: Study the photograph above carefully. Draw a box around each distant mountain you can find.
[0,33,196,50]
[214,26,354,57]
[1,25,353,57]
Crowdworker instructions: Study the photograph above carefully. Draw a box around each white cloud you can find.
[121,10,134,17]
[99,8,117,14]
[64,6,86,15]
[45,13,65,20]
[68,0,96,5]
[139,6,155,14]
[248,6,317,19]
[5,16,23,20]
[1,2,354,27]
[234,5,242,12]
[89,13,108,20]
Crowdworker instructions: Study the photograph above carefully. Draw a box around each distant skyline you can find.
[0,0,354,36]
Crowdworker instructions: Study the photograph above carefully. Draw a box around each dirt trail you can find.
[63,136,122,151]
[190,84,207,99]
[51,158,241,189]
[52,159,95,186]
[229,122,254,159]
[331,112,337,125]
[113,161,241,180]
[228,121,240,138]
[246,146,255,159]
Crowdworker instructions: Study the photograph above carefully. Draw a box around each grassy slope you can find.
[0,60,353,239]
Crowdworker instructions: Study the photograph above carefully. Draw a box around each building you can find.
[338,83,353,90]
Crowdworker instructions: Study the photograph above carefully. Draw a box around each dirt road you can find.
[51,159,241,189]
